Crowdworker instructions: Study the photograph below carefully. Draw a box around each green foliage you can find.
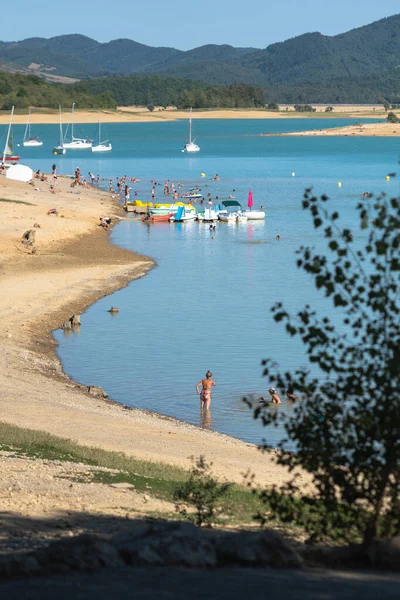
[75,75,265,109]
[173,456,232,527]
[382,100,390,111]
[248,189,400,547]
[325,106,334,112]
[387,111,400,123]
[0,71,117,110]
[267,102,279,111]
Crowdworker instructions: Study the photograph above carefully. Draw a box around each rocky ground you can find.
[0,451,173,555]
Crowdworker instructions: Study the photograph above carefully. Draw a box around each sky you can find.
[2,1,399,50]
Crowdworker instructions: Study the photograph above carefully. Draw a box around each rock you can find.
[110,482,135,489]
[114,521,217,567]
[87,385,108,399]
[62,314,81,330]
[21,228,36,246]
[212,529,302,568]
[37,534,123,572]
[33,223,41,228]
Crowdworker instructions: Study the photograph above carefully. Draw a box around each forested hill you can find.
[0,13,400,87]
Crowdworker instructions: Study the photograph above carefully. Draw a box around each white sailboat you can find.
[63,103,92,149]
[91,120,112,153]
[52,105,66,155]
[2,106,20,163]
[23,109,43,147]
[183,108,200,153]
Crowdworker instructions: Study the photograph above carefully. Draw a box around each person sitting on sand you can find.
[99,217,112,232]
[196,371,216,410]
[268,387,281,404]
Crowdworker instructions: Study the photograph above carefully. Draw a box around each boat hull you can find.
[4,156,20,162]
[244,210,265,220]
[52,146,66,155]
[92,144,112,153]
[142,213,174,223]
[184,142,200,153]
[23,140,43,147]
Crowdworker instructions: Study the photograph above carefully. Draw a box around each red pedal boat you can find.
[142,213,174,223]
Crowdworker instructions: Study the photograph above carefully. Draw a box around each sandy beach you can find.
[269,120,400,137]
[0,104,389,125]
[0,170,298,492]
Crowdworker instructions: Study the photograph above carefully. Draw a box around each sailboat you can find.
[183,108,200,153]
[2,106,20,163]
[23,109,43,147]
[91,120,112,153]
[52,105,66,155]
[63,103,92,149]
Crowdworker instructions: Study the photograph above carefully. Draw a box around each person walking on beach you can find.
[196,371,216,410]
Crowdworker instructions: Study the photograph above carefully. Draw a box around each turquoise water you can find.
[19,118,397,447]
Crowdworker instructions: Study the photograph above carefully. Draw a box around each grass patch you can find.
[0,197,35,206]
[0,422,265,525]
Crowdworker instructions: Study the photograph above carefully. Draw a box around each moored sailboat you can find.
[52,105,66,155]
[63,103,92,149]
[91,120,112,153]
[2,106,20,163]
[23,109,43,147]
[183,108,200,153]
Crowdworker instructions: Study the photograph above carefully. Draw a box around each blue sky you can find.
[2,1,399,50]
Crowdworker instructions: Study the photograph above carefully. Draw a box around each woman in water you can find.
[196,371,216,410]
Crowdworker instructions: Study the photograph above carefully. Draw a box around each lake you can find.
[11,117,397,447]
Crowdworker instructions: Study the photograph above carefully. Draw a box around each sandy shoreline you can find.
[268,121,400,137]
[0,105,389,125]
[0,171,297,489]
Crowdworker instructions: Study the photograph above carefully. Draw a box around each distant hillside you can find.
[1,14,400,88]
[0,35,256,79]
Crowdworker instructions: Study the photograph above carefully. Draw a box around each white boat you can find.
[197,206,218,222]
[150,204,180,216]
[63,103,92,149]
[183,108,200,153]
[23,109,43,147]
[2,106,20,163]
[92,120,112,153]
[170,206,197,222]
[218,200,248,222]
[52,105,66,155]
[244,210,265,220]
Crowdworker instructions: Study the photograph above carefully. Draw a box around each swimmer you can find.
[196,370,216,410]
[286,390,298,402]
[276,235,280,240]
[268,387,281,404]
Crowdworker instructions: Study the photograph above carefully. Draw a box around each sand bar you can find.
[0,171,301,488]
[269,121,400,137]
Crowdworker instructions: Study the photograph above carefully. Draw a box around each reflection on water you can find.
[200,409,212,430]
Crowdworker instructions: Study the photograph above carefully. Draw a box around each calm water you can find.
[10,118,398,447]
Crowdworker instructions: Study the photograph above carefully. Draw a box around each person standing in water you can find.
[196,371,216,410]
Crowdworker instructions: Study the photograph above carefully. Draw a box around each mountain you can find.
[0,35,256,79]
[0,14,399,87]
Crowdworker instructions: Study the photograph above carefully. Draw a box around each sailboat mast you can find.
[71,103,75,139]
[189,108,192,143]
[2,105,14,163]
[59,105,63,145]
[24,109,30,142]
